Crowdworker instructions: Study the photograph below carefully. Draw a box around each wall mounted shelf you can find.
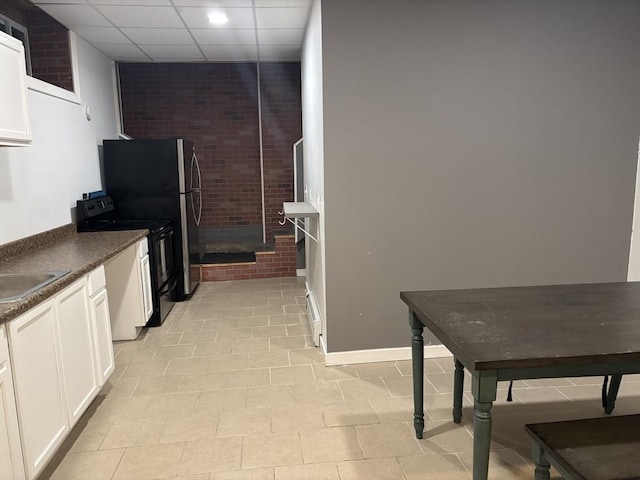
[279,202,319,242]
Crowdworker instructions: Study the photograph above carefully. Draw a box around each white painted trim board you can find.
[320,341,452,366]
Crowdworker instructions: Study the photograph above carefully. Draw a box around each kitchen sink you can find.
[0,271,69,303]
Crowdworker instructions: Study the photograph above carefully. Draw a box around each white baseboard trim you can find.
[319,333,327,357]
[323,344,452,366]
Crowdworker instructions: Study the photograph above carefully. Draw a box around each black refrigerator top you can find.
[102,138,193,221]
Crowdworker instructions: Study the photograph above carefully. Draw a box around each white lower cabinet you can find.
[88,266,114,386]
[55,277,100,428]
[105,239,151,340]
[7,269,116,480]
[0,324,26,480]
[8,300,69,480]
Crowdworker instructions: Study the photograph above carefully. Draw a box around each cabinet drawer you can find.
[87,265,106,296]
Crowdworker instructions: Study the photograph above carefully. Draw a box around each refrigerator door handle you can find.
[191,152,202,226]
[191,151,202,190]
[192,190,202,227]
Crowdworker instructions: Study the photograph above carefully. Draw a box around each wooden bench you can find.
[525,414,640,480]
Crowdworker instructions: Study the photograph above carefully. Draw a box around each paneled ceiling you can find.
[30,0,312,62]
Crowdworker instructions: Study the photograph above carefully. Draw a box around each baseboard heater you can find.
[306,291,322,347]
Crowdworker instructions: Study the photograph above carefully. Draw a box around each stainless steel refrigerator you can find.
[103,138,202,300]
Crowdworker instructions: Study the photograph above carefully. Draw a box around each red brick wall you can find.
[260,63,303,240]
[118,62,301,242]
[199,235,297,281]
[0,1,73,92]
[28,8,73,91]
[0,0,28,24]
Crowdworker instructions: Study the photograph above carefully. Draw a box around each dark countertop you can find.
[0,225,148,325]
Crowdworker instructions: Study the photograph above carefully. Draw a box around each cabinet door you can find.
[140,253,153,321]
[104,244,146,340]
[56,278,100,428]
[0,31,31,145]
[90,288,114,386]
[0,326,26,480]
[8,300,68,480]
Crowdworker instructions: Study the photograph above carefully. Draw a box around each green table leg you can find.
[472,371,497,480]
[531,442,551,480]
[410,311,425,439]
[453,359,464,423]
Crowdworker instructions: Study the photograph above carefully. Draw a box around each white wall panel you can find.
[0,34,119,244]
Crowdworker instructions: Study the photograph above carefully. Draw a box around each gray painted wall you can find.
[319,0,640,353]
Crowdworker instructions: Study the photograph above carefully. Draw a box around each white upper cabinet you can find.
[0,31,31,146]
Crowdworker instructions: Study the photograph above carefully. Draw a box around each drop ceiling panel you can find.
[95,5,184,28]
[255,7,309,28]
[29,0,310,61]
[140,44,204,60]
[257,28,303,45]
[191,28,256,46]
[33,0,86,4]
[36,4,111,27]
[94,43,148,59]
[200,44,258,61]
[88,0,170,5]
[122,28,195,45]
[178,7,255,29]
[172,0,252,6]
[259,45,300,61]
[74,26,131,44]
[255,0,311,6]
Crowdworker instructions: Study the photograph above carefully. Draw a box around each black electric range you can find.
[77,196,176,326]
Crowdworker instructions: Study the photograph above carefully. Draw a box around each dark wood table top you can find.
[400,282,640,371]
[525,415,640,480]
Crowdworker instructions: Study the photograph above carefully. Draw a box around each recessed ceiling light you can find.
[208,12,229,25]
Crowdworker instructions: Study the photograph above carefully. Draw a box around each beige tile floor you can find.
[41,277,640,480]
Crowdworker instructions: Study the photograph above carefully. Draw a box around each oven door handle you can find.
[156,229,174,242]
[159,279,178,295]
